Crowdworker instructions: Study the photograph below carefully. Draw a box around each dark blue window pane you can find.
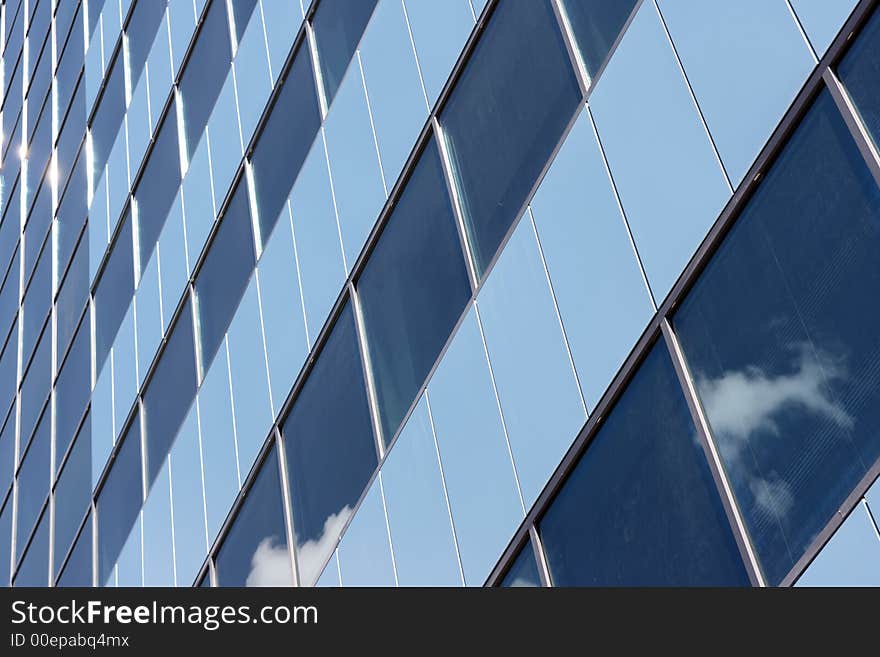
[87,0,106,39]
[94,210,134,373]
[540,343,749,586]
[180,0,232,157]
[55,0,80,54]
[53,414,91,577]
[56,8,84,121]
[0,494,11,585]
[55,319,90,468]
[0,176,20,277]
[143,299,198,488]
[56,232,89,359]
[0,325,17,415]
[16,404,51,558]
[19,326,50,447]
[195,178,255,369]
[98,413,144,584]
[251,47,320,241]
[358,140,470,442]
[216,447,292,586]
[674,91,880,586]
[500,543,542,587]
[89,52,126,175]
[56,82,86,197]
[282,303,377,585]
[230,0,259,44]
[838,7,880,146]
[312,0,378,104]
[22,241,51,365]
[24,181,51,282]
[133,102,181,271]
[441,0,581,276]
[126,0,168,86]
[0,408,13,501]
[57,516,93,587]
[56,153,89,273]
[15,504,48,586]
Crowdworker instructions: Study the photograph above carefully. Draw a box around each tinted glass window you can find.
[838,6,880,146]
[358,139,470,442]
[216,447,292,586]
[540,343,749,585]
[674,91,880,585]
[19,327,50,449]
[94,211,134,373]
[179,0,232,157]
[441,0,581,276]
[312,0,378,104]
[56,234,89,359]
[194,178,256,370]
[125,0,167,86]
[53,415,91,577]
[560,0,636,76]
[90,53,126,175]
[230,0,259,45]
[0,495,12,585]
[97,413,144,584]
[500,543,542,587]
[54,320,90,467]
[143,299,198,488]
[15,505,48,586]
[57,517,93,587]
[133,102,181,271]
[16,406,51,555]
[250,47,321,241]
[281,303,378,586]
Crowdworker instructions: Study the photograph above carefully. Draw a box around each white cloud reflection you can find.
[246,537,294,587]
[296,505,353,586]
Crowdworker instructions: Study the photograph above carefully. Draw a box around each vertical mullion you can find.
[823,68,880,189]
[529,524,552,588]
[273,426,300,587]
[348,280,384,459]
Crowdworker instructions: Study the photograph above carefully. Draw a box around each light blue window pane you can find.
[404,0,473,105]
[381,395,462,586]
[289,134,346,346]
[102,0,122,70]
[182,136,216,269]
[112,302,137,434]
[658,0,813,185]
[233,11,272,143]
[323,62,386,271]
[261,0,300,81]
[358,0,428,186]
[85,18,104,111]
[116,515,143,586]
[127,74,152,174]
[169,405,208,585]
[227,278,273,477]
[315,551,340,587]
[337,475,396,587]
[477,218,586,506]
[88,172,109,282]
[590,3,729,301]
[146,13,173,136]
[796,503,880,586]
[142,458,174,586]
[135,252,162,389]
[168,0,197,76]
[207,76,243,211]
[158,193,189,335]
[92,356,114,488]
[199,346,240,542]
[256,208,308,411]
[530,109,653,409]
[791,0,857,56]
[427,307,522,586]
[106,127,129,230]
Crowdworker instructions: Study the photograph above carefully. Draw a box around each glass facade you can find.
[2,0,879,589]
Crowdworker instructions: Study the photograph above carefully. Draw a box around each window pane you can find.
[282,303,377,586]
[216,447,293,586]
[540,343,749,586]
[358,139,470,443]
[441,0,580,276]
[16,405,50,558]
[133,101,182,272]
[500,543,541,588]
[673,91,880,585]
[15,504,48,586]
[142,458,175,586]
[179,0,232,157]
[560,0,637,76]
[336,475,395,586]
[53,415,91,578]
[170,404,208,584]
[94,210,134,373]
[838,6,880,147]
[0,494,10,585]
[791,0,858,57]
[57,518,93,587]
[126,0,168,86]
[312,0,378,104]
[97,413,144,585]
[194,177,256,371]
[54,319,90,467]
[250,46,320,242]
[143,298,198,488]
[90,52,126,176]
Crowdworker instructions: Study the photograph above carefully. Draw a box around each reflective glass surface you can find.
[540,343,749,585]
[441,0,581,276]
[358,139,470,443]
[170,405,208,584]
[94,212,134,372]
[337,475,396,586]
[312,0,379,104]
[282,303,378,586]
[838,6,880,147]
[796,502,880,586]
[500,543,541,588]
[559,0,637,76]
[53,417,92,578]
[791,0,858,56]
[674,91,880,585]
